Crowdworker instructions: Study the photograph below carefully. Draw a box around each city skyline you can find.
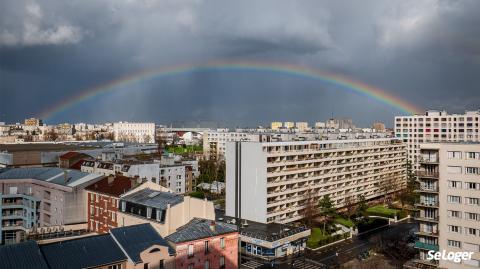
[2,1,480,126]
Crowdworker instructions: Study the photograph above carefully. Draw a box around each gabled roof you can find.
[121,188,183,210]
[59,151,83,160]
[166,218,237,244]
[40,234,127,269]
[85,175,134,197]
[110,224,174,264]
[0,167,102,188]
[0,241,49,269]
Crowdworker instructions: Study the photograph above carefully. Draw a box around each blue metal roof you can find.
[0,241,49,269]
[121,188,184,210]
[40,234,127,269]
[166,218,237,243]
[111,223,174,263]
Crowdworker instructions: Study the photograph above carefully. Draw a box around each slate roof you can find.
[121,188,184,210]
[40,234,127,269]
[0,167,102,188]
[166,218,237,243]
[110,223,174,263]
[0,241,49,269]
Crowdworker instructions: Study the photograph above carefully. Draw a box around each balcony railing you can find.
[416,185,439,192]
[414,241,439,251]
[419,157,439,164]
[415,171,439,178]
[415,201,439,208]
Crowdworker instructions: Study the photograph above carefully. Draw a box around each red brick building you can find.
[85,175,136,233]
[166,218,239,269]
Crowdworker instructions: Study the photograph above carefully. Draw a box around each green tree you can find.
[356,194,368,217]
[319,194,334,232]
[216,160,226,182]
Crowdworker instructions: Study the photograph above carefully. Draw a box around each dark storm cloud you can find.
[1,0,480,127]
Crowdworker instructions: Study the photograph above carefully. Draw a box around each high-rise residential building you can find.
[225,138,407,224]
[395,110,480,169]
[315,122,326,129]
[372,122,386,132]
[284,122,295,129]
[412,143,480,269]
[295,122,309,132]
[271,122,283,130]
[113,122,155,143]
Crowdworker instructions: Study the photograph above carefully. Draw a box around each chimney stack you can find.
[209,220,216,232]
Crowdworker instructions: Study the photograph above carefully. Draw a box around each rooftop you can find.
[85,175,135,197]
[40,234,127,269]
[0,241,49,269]
[166,218,237,243]
[110,223,174,263]
[0,143,97,153]
[121,188,184,210]
[0,167,102,188]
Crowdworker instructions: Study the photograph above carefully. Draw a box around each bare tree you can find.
[344,195,356,220]
[302,188,318,227]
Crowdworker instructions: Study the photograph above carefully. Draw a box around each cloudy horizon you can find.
[1,0,480,127]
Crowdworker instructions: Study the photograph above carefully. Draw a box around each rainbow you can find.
[40,60,422,120]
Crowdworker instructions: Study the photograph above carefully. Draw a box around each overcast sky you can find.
[1,0,480,127]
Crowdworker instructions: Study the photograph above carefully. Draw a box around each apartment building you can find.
[295,122,309,132]
[117,188,215,237]
[284,122,294,129]
[81,160,189,194]
[271,122,283,130]
[225,138,407,224]
[113,122,155,143]
[413,143,480,268]
[203,130,272,160]
[395,110,480,169]
[166,218,239,269]
[0,168,103,245]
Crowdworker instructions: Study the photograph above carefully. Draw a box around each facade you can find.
[58,151,91,169]
[295,122,309,132]
[166,218,239,269]
[372,122,386,132]
[0,168,103,245]
[226,138,407,224]
[85,175,137,233]
[271,122,283,130]
[203,130,272,160]
[24,118,43,126]
[413,143,480,268]
[395,110,480,169]
[284,122,294,129]
[314,122,326,129]
[113,122,155,143]
[117,188,215,237]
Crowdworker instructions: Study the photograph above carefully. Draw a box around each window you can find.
[448,210,462,218]
[466,182,479,190]
[204,260,210,269]
[466,228,477,236]
[447,166,462,174]
[205,241,209,254]
[448,225,461,234]
[112,212,116,221]
[188,244,194,257]
[466,167,480,175]
[464,242,480,252]
[9,187,17,194]
[159,260,164,269]
[448,151,462,159]
[220,256,225,269]
[108,265,122,269]
[220,237,225,249]
[95,194,99,202]
[447,195,461,204]
[448,180,461,189]
[466,212,479,221]
[447,240,461,248]
[144,263,149,269]
[467,152,480,160]
[466,197,480,206]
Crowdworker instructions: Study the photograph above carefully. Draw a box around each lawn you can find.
[365,205,399,218]
[307,227,347,249]
[334,216,354,228]
[165,145,202,154]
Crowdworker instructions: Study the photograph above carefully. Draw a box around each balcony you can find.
[419,157,439,164]
[415,201,439,208]
[414,215,439,222]
[414,241,439,251]
[415,231,439,237]
[415,171,439,178]
[415,185,439,193]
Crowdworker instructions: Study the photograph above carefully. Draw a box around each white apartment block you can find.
[395,110,480,169]
[203,130,272,160]
[81,160,187,194]
[295,122,309,132]
[225,138,407,224]
[113,122,155,143]
[271,122,283,130]
[413,143,480,269]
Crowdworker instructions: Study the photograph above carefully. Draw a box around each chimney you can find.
[63,170,68,184]
[108,176,114,185]
[209,220,216,232]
